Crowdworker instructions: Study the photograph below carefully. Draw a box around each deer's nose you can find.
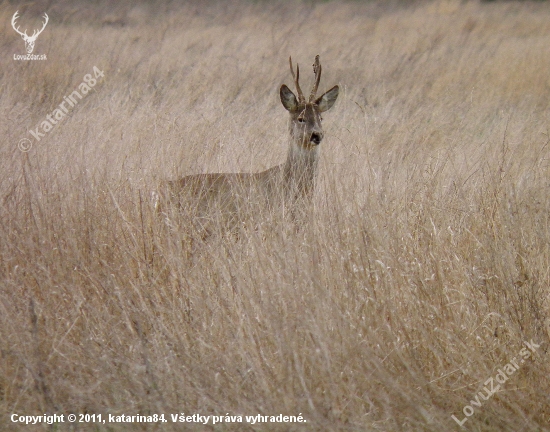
[310,132,323,145]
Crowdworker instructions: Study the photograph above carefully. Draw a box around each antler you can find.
[11,11,27,38]
[289,56,306,104]
[309,55,322,102]
[30,13,49,40]
[11,11,48,40]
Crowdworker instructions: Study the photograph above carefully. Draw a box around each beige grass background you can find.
[1,0,550,430]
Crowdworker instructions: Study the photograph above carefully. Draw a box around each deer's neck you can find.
[282,141,319,202]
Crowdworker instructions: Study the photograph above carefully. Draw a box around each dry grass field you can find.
[1,0,550,430]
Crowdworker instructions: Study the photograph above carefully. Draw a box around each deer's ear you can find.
[315,85,339,112]
[280,85,298,112]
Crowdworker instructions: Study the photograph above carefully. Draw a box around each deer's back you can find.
[157,165,283,233]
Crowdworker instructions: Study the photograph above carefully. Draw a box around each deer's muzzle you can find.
[310,132,323,145]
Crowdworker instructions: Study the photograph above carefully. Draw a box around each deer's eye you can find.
[298,118,305,123]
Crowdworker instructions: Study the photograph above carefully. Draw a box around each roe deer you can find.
[155,55,339,235]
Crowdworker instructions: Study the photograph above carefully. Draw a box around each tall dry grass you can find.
[1,0,550,430]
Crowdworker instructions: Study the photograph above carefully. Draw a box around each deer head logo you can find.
[12,11,49,54]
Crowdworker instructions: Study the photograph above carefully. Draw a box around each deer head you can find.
[12,11,49,54]
[280,55,339,150]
